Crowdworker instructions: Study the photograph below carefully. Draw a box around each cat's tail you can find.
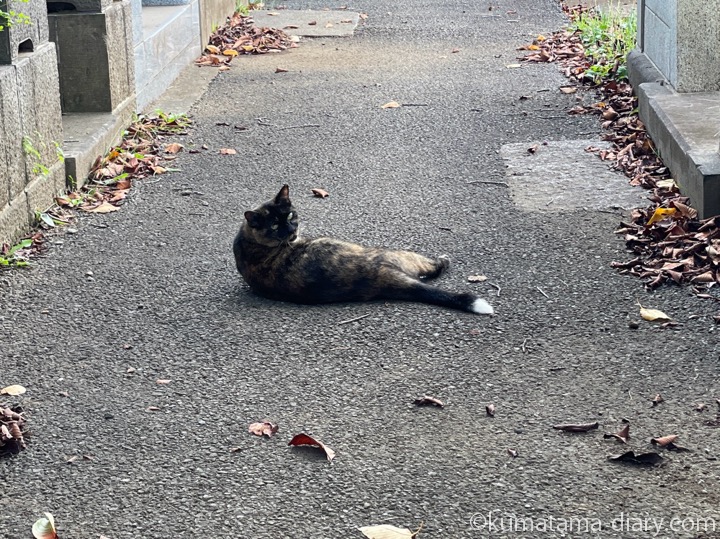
[384,281,494,315]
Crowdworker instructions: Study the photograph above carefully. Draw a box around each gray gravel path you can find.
[2,1,719,538]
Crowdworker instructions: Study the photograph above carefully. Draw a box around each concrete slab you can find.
[250,9,360,37]
[629,50,720,218]
[501,139,647,212]
[145,61,218,114]
[61,97,136,187]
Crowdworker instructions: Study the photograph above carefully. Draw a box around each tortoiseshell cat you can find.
[233,185,493,315]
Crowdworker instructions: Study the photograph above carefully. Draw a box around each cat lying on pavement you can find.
[233,185,493,315]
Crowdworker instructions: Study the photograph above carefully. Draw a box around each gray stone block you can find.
[676,1,720,92]
[0,197,30,246]
[135,1,201,111]
[24,159,65,214]
[14,42,63,190]
[0,0,49,64]
[130,0,143,43]
[0,64,24,209]
[48,1,135,113]
[46,0,112,13]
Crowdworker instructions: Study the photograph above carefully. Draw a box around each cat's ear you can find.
[244,210,263,228]
[274,184,290,205]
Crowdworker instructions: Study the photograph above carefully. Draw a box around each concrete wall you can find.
[200,0,237,50]
[0,42,64,245]
[638,0,720,92]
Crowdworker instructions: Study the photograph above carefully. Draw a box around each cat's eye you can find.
[271,223,279,230]
[287,212,294,220]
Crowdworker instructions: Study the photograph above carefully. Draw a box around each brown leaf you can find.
[308,20,317,25]
[288,433,335,462]
[219,148,237,155]
[507,448,518,458]
[527,144,539,154]
[311,188,329,198]
[381,101,401,109]
[248,421,279,437]
[485,403,495,417]
[652,393,664,406]
[84,201,120,214]
[275,67,288,73]
[414,396,444,408]
[603,424,630,443]
[559,86,576,94]
[164,142,184,154]
[451,47,461,53]
[650,434,678,447]
[552,421,599,433]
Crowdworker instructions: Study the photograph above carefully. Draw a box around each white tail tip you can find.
[470,298,494,315]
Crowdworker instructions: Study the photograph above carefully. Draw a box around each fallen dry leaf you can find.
[650,434,678,447]
[381,101,401,109]
[248,421,279,437]
[507,448,518,458]
[639,305,671,322]
[559,86,576,94]
[451,47,461,53]
[0,384,26,396]
[552,421,599,433]
[603,424,630,443]
[288,433,335,462]
[206,44,221,54]
[308,20,317,25]
[527,144,539,154]
[652,393,664,406]
[164,142,184,154]
[223,49,239,57]
[467,275,487,283]
[311,188,329,198]
[646,207,677,226]
[31,513,57,539]
[414,396,444,408]
[506,64,522,68]
[156,379,171,385]
[359,523,422,539]
[275,67,288,73]
[485,403,495,417]
[85,201,120,214]
[325,22,333,28]
[219,148,237,155]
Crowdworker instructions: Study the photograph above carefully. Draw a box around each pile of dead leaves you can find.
[614,199,720,293]
[521,8,720,300]
[55,113,189,215]
[196,12,297,68]
[1,404,28,454]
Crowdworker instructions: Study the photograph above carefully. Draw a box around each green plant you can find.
[0,238,32,267]
[0,0,31,33]
[570,5,637,83]
[22,134,65,178]
[235,1,248,15]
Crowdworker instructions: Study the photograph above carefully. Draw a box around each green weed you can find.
[570,5,637,83]
[0,239,33,267]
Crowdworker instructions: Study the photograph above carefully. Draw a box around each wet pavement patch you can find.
[500,139,647,212]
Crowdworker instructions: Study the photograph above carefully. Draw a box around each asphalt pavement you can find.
[2,1,719,538]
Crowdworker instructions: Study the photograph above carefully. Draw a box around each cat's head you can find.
[243,184,300,246]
